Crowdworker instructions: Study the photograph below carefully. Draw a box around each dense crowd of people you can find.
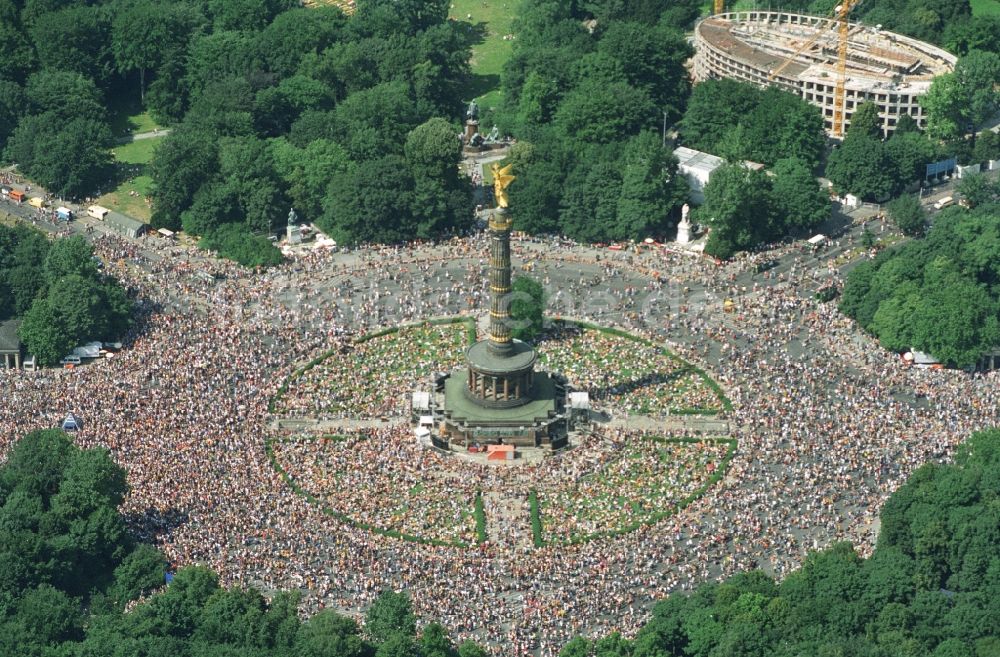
[272,425,729,549]
[535,325,724,416]
[0,225,997,656]
[274,322,469,418]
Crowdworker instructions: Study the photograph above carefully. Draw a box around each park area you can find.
[269,431,484,546]
[536,324,729,416]
[271,320,473,418]
[270,427,735,548]
[267,317,733,547]
[272,319,728,420]
[536,435,735,545]
[971,0,1000,15]
[448,0,518,109]
[97,112,164,222]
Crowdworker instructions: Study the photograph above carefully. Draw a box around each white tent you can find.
[568,392,590,410]
[412,392,431,410]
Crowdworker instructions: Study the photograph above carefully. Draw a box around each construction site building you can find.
[693,11,956,136]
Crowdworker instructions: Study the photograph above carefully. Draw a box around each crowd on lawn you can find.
[274,323,468,418]
[539,435,731,545]
[273,426,727,549]
[535,325,724,416]
[0,227,997,656]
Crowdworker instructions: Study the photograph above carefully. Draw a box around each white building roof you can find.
[674,146,725,176]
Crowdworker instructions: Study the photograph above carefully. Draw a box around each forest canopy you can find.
[839,189,1000,368]
[491,0,700,243]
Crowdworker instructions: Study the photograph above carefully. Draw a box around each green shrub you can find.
[199,223,283,267]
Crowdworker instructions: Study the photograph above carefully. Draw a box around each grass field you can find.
[971,0,1000,16]
[448,0,520,110]
[95,136,164,222]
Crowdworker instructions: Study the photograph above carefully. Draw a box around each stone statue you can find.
[287,207,298,226]
[490,162,515,209]
[676,203,692,245]
[466,99,479,121]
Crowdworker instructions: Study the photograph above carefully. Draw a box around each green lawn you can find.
[96,136,165,222]
[448,0,520,111]
[971,0,1000,16]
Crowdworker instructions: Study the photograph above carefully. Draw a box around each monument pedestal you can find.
[464,119,479,142]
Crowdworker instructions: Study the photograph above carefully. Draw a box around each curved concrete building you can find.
[693,11,956,136]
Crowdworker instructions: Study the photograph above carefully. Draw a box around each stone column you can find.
[488,210,513,356]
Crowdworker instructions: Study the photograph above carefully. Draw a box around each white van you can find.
[933,196,954,210]
[60,355,82,366]
[87,205,110,220]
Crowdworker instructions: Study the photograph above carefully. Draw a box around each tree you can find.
[404,118,472,238]
[29,6,111,85]
[954,51,1000,130]
[198,224,284,268]
[554,78,654,144]
[943,15,1000,56]
[510,276,547,342]
[43,236,99,284]
[596,21,692,122]
[150,124,220,231]
[825,134,899,201]
[561,636,593,657]
[887,195,927,237]
[848,101,884,139]
[680,80,824,169]
[680,79,759,154]
[0,24,35,83]
[365,591,416,644]
[4,113,113,199]
[885,131,938,192]
[615,131,687,240]
[696,164,776,259]
[23,70,104,123]
[270,138,352,224]
[420,623,457,657]
[18,296,74,366]
[921,73,967,141]
[972,129,1000,164]
[560,156,625,243]
[296,610,366,657]
[16,584,83,645]
[457,640,490,657]
[957,173,1000,209]
[0,79,26,150]
[109,544,166,609]
[770,157,830,232]
[111,1,206,101]
[320,155,416,245]
[922,52,1000,139]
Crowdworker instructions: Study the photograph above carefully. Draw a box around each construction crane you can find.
[767,1,860,137]
[714,0,725,14]
[830,0,860,138]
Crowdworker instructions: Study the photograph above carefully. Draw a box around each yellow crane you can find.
[767,1,860,137]
[830,0,859,137]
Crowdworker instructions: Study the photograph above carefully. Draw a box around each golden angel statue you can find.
[490,162,515,209]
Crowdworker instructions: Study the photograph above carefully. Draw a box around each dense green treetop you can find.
[695,158,829,259]
[840,200,1000,367]
[680,79,826,172]
[0,228,133,365]
[491,0,696,241]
